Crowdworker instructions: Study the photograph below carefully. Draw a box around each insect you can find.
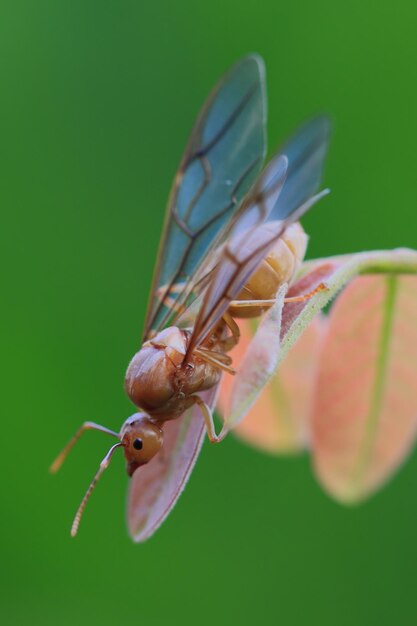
[50,55,330,536]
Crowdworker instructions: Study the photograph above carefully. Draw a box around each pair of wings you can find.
[142,55,330,356]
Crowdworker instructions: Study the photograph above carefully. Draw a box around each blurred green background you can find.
[2,1,417,624]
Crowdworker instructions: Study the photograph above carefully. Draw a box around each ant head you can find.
[120,413,164,476]
[51,414,164,536]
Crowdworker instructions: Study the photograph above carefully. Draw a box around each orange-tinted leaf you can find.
[280,249,417,366]
[127,387,218,542]
[217,319,252,418]
[217,265,335,451]
[311,275,417,503]
[220,285,287,434]
[232,316,324,453]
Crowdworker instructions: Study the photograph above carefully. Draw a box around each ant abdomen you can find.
[229,222,308,318]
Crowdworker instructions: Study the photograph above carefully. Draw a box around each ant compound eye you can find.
[133,438,143,450]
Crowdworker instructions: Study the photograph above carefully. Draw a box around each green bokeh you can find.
[2,1,417,625]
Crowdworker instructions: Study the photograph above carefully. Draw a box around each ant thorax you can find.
[124,326,221,420]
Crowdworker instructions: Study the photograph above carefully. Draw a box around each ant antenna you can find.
[50,422,119,474]
[71,442,124,537]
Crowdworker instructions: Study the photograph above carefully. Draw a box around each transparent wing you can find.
[185,156,329,357]
[142,55,267,339]
[169,116,331,331]
[270,116,331,220]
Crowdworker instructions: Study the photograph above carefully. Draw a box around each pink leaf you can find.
[127,248,417,540]
[127,387,217,542]
[311,275,417,503]
[281,261,340,339]
[218,250,417,459]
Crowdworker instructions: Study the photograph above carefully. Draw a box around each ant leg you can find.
[193,396,227,444]
[228,298,275,310]
[50,422,119,474]
[216,311,240,351]
[222,312,240,342]
[229,282,328,310]
[194,347,236,375]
